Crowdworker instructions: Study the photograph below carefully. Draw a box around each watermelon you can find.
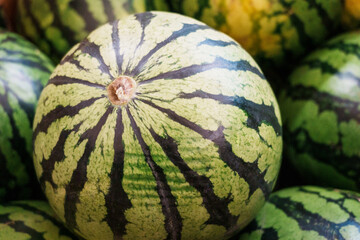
[33,11,283,240]
[341,0,360,30]
[279,32,360,191]
[166,0,342,76]
[236,186,360,240]
[16,0,169,63]
[0,200,78,240]
[0,30,54,202]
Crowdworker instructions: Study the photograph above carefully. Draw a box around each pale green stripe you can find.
[121,109,167,240]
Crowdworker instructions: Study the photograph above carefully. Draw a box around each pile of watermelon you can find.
[0,0,359,239]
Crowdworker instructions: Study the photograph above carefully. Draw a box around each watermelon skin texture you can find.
[279,32,360,191]
[0,200,78,240]
[16,0,169,63]
[166,0,342,72]
[0,30,54,202]
[33,11,283,240]
[236,186,360,240]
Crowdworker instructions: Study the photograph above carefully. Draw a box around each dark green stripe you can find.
[0,214,45,239]
[127,107,182,240]
[284,85,360,123]
[0,48,45,61]
[308,0,334,32]
[48,75,106,89]
[149,128,238,229]
[79,39,114,78]
[39,123,82,190]
[270,195,357,239]
[278,0,315,49]
[140,56,265,85]
[0,87,33,191]
[22,0,55,56]
[131,22,211,77]
[297,187,359,221]
[33,96,104,139]
[123,12,157,75]
[64,106,113,230]
[197,38,238,47]
[46,0,76,43]
[0,77,39,125]
[139,99,270,197]
[102,0,115,22]
[105,108,132,238]
[178,90,281,136]
[68,0,99,32]
[285,128,360,188]
[303,59,337,74]
[324,41,360,60]
[0,58,52,73]
[8,202,76,237]
[193,0,210,20]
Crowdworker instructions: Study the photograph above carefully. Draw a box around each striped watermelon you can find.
[341,0,360,30]
[166,0,342,74]
[33,11,283,240]
[16,0,169,63]
[279,32,360,191]
[236,186,360,240]
[0,30,54,202]
[0,200,78,240]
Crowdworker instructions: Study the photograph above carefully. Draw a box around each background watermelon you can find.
[33,11,283,240]
[16,0,169,63]
[0,200,78,239]
[0,30,54,202]
[166,0,342,80]
[279,32,360,191]
[236,186,360,240]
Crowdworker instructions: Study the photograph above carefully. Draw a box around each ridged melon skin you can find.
[279,32,360,191]
[236,186,360,240]
[16,0,169,63]
[341,0,360,30]
[167,0,342,71]
[0,30,54,202]
[33,11,282,240]
[0,200,78,240]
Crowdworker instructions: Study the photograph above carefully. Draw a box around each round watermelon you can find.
[279,32,360,191]
[0,200,78,240]
[167,0,342,74]
[236,186,360,240]
[16,0,169,63]
[33,11,283,240]
[341,0,360,30]
[0,30,54,202]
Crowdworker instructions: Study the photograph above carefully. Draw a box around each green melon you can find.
[0,30,54,202]
[166,0,342,76]
[279,31,360,191]
[33,11,283,240]
[236,186,360,240]
[16,0,169,63]
[0,200,78,240]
